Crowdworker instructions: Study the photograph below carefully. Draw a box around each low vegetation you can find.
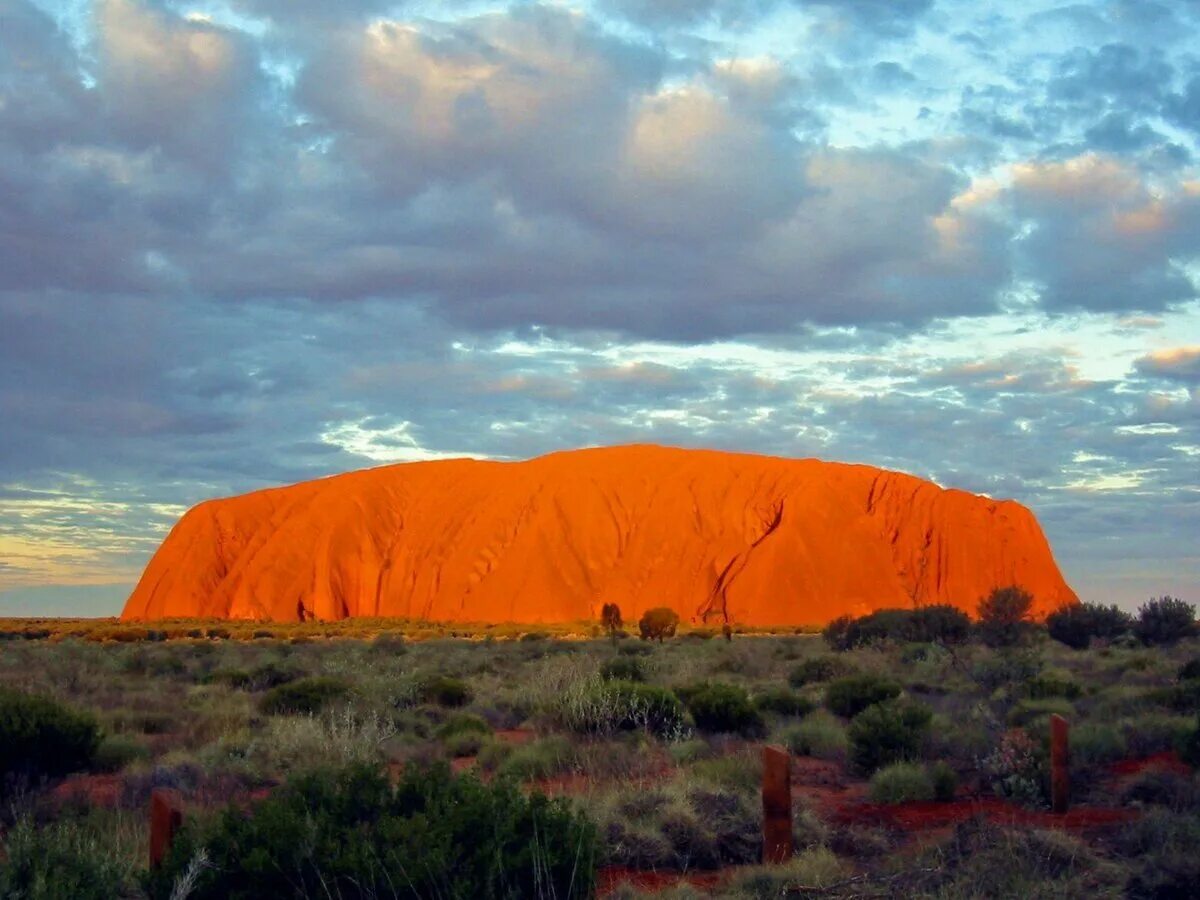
[148,762,596,899]
[0,590,1196,898]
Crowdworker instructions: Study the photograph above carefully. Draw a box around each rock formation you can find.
[121,445,1077,625]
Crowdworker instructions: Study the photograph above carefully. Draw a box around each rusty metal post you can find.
[150,788,184,869]
[762,744,793,863]
[1050,714,1069,814]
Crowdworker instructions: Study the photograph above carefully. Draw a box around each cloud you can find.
[1008,155,1200,313]
[1135,347,1200,382]
[96,0,263,170]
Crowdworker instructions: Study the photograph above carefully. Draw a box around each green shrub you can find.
[1135,596,1198,646]
[900,642,944,665]
[679,683,764,736]
[437,713,491,739]
[617,641,653,657]
[730,850,847,895]
[1071,722,1128,766]
[930,761,958,801]
[214,661,301,692]
[1160,679,1200,713]
[1022,670,1082,700]
[923,822,1102,896]
[668,739,713,765]
[557,679,685,738]
[910,605,972,644]
[782,711,848,760]
[971,649,1043,692]
[438,714,491,757]
[208,668,252,688]
[370,632,407,654]
[788,656,850,687]
[822,615,857,651]
[0,816,132,899]
[148,762,597,899]
[825,674,902,718]
[823,609,909,650]
[976,585,1036,648]
[419,675,473,707]
[260,676,350,716]
[1121,768,1200,811]
[753,687,815,717]
[1179,658,1200,682]
[1046,602,1133,649]
[600,656,645,682]
[685,787,760,864]
[0,687,100,786]
[847,698,933,774]
[868,762,934,804]
[1119,713,1195,757]
[497,736,575,780]
[249,661,301,690]
[92,734,150,773]
[638,607,680,642]
[444,731,487,758]
[821,605,969,651]
[1119,810,1200,899]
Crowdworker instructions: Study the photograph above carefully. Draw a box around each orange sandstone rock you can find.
[120,445,1077,625]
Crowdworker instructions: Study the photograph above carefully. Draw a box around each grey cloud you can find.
[1134,348,1200,383]
[608,0,778,28]
[1048,44,1172,117]
[800,0,934,40]
[1166,73,1200,132]
[1009,156,1200,314]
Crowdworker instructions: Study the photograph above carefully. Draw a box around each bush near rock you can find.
[147,763,597,899]
[0,687,100,786]
[260,676,350,716]
[825,674,902,719]
[678,682,765,736]
[848,698,933,774]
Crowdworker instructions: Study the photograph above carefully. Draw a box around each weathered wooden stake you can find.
[150,788,185,869]
[1050,713,1070,814]
[762,744,793,863]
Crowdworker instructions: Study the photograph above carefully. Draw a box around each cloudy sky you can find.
[1,0,1198,616]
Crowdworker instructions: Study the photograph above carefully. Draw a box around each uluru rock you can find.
[121,445,1077,625]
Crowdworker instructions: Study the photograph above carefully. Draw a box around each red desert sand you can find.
[121,444,1076,624]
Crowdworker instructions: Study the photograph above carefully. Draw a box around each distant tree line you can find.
[820,588,1196,652]
[595,589,1197,652]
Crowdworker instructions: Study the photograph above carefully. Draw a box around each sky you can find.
[1,0,1198,616]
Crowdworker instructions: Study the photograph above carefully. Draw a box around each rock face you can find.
[121,445,1077,625]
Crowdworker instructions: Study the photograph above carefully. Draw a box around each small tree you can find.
[976,585,1035,648]
[823,615,857,652]
[1135,596,1197,646]
[600,603,623,646]
[638,607,680,643]
[909,604,971,645]
[1046,602,1133,650]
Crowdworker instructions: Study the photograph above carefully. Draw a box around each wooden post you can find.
[150,788,184,869]
[762,744,793,863]
[1050,714,1069,814]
